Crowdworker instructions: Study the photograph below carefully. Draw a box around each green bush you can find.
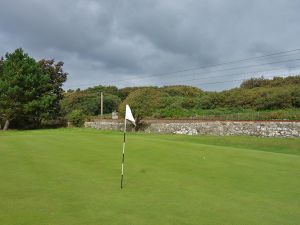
[119,88,166,129]
[161,85,203,97]
[68,110,85,127]
[291,87,300,107]
[61,92,121,116]
[197,95,215,109]
[254,88,292,110]
[103,94,121,113]
[181,98,197,109]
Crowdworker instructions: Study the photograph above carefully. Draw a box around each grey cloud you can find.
[0,0,300,90]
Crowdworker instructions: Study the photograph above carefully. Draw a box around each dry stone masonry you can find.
[85,121,300,137]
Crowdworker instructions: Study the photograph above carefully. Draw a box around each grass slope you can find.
[0,129,299,225]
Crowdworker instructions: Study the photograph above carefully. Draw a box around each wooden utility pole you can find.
[100,92,103,119]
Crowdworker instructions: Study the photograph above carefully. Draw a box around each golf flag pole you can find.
[121,105,136,189]
[120,117,126,189]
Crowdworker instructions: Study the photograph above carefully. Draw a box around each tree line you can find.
[1,49,300,130]
[64,76,300,128]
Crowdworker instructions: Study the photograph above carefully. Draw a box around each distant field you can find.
[0,129,299,225]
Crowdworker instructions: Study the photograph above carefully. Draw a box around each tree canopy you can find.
[0,48,68,130]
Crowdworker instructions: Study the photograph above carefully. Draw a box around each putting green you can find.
[0,129,299,225]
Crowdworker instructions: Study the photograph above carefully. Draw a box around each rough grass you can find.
[0,129,299,225]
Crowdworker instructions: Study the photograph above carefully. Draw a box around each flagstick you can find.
[121,118,127,189]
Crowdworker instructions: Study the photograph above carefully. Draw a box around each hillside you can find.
[62,75,300,120]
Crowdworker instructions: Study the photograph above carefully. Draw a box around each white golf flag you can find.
[125,104,136,126]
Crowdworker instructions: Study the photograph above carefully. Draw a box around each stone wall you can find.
[85,121,124,131]
[85,120,300,137]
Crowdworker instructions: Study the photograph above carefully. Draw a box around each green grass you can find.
[0,129,299,225]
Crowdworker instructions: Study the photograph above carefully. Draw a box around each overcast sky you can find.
[0,0,300,91]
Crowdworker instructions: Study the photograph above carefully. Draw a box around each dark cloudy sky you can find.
[1,0,300,90]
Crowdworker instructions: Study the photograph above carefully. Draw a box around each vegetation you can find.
[0,129,299,225]
[118,88,166,129]
[61,86,121,116]
[67,109,85,127]
[0,49,67,130]
[1,48,300,130]
[65,77,300,122]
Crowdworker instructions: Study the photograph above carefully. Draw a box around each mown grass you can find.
[0,129,299,225]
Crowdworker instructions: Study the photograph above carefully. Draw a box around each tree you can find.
[61,88,122,116]
[119,88,166,130]
[0,57,4,129]
[86,85,119,95]
[0,48,68,130]
[240,76,268,89]
[61,92,100,116]
[38,59,68,119]
[0,57,3,74]
[103,94,121,113]
[118,87,145,100]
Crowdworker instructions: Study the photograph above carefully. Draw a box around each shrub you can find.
[254,88,292,110]
[68,110,85,127]
[161,85,203,97]
[240,76,268,88]
[181,97,197,109]
[197,95,211,109]
[119,88,166,130]
[291,87,300,107]
[104,94,121,113]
